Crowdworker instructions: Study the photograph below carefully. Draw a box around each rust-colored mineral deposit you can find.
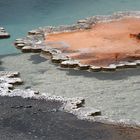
[46,18,140,67]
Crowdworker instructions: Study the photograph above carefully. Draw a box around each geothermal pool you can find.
[1,0,140,55]
[0,0,140,121]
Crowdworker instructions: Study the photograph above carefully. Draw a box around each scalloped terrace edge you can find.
[0,27,10,39]
[0,71,140,128]
[14,11,140,72]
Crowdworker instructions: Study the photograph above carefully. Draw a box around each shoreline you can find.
[0,70,140,139]
[0,11,140,139]
[1,11,140,124]
[0,70,140,128]
[14,11,140,72]
[1,53,140,122]
[0,95,140,140]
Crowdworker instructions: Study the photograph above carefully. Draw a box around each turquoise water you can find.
[1,0,140,55]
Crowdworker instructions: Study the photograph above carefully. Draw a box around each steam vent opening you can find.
[46,18,140,67]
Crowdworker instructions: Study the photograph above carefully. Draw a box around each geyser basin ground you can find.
[46,18,140,67]
[7,12,140,122]
[1,68,139,139]
[1,53,140,122]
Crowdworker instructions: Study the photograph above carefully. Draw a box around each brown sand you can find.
[46,18,140,66]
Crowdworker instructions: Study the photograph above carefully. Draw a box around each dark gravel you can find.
[0,96,139,140]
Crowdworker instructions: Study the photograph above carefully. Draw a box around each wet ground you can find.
[0,95,139,140]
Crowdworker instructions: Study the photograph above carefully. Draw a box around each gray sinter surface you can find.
[0,53,140,121]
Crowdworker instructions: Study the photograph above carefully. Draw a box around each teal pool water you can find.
[1,0,140,55]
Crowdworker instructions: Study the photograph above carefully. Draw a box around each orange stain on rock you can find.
[46,18,140,66]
